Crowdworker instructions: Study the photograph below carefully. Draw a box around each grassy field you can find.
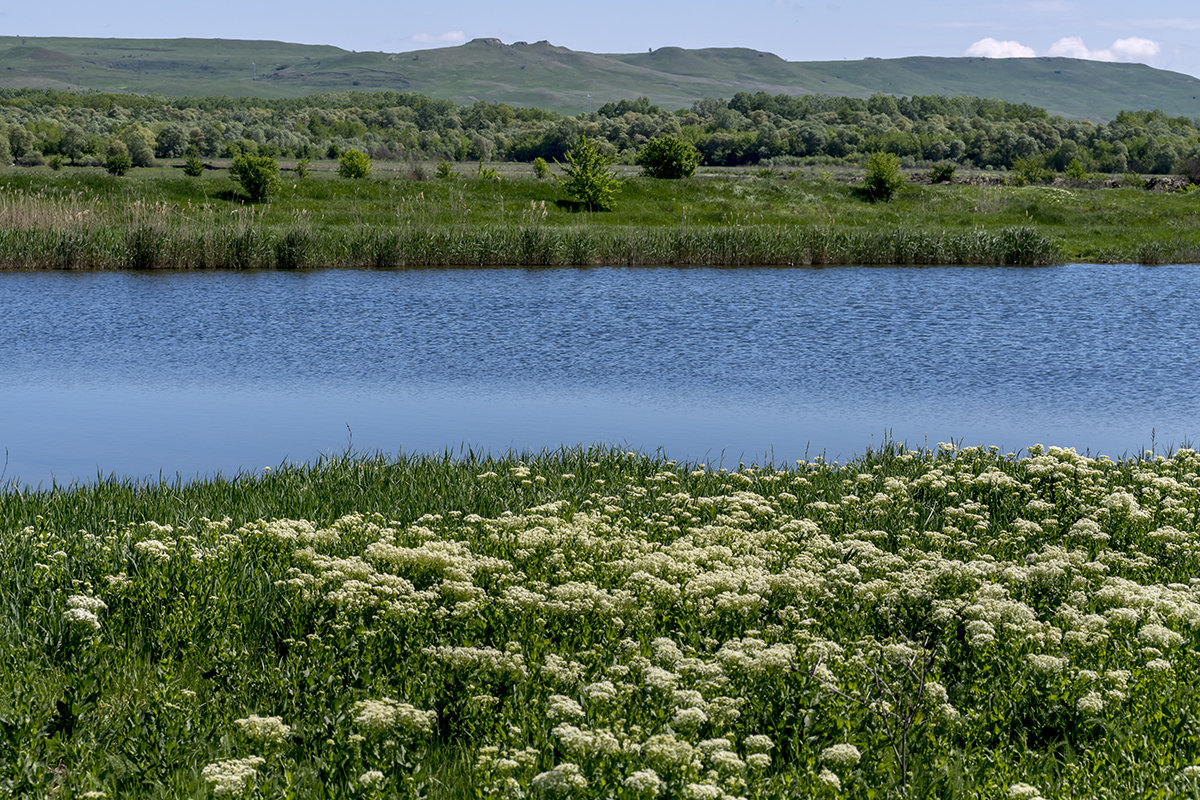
[0,161,1198,268]
[6,444,1200,798]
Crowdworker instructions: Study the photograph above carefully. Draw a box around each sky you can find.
[4,0,1200,78]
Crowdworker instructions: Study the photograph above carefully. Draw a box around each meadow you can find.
[5,160,1200,268]
[6,443,1200,798]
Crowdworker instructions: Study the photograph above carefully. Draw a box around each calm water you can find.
[2,264,1198,485]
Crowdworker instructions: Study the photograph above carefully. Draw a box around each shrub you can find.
[104,141,131,176]
[48,155,63,171]
[338,149,372,179]
[183,155,205,177]
[229,154,280,203]
[476,161,499,182]
[556,135,622,211]
[636,136,701,179]
[532,157,550,180]
[295,158,310,179]
[1011,156,1052,186]
[927,162,956,184]
[859,151,904,202]
[435,160,456,180]
[1065,158,1088,182]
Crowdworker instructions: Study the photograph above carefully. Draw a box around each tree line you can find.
[0,86,1197,176]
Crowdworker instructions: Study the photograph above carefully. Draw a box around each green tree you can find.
[121,123,156,168]
[229,154,280,202]
[636,135,701,178]
[337,149,372,179]
[182,155,205,177]
[104,140,132,176]
[556,135,622,211]
[7,124,32,160]
[532,157,550,180]
[859,151,905,202]
[155,124,188,158]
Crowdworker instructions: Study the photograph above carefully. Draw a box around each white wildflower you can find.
[623,769,663,796]
[820,743,861,768]
[201,756,265,796]
[234,714,292,743]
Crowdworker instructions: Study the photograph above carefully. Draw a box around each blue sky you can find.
[5,1,1200,78]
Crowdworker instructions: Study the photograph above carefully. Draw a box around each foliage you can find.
[859,151,905,202]
[556,134,623,211]
[229,154,280,202]
[1011,156,1053,186]
[294,158,310,179]
[182,155,205,177]
[1065,158,1089,182]
[48,155,62,171]
[636,135,701,179]
[476,161,499,182]
[337,149,372,179]
[103,141,131,176]
[435,160,456,180]
[532,157,550,180]
[927,162,956,183]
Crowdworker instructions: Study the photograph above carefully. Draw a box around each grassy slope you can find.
[3,36,1200,119]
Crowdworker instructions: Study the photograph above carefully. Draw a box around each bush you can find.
[295,158,310,179]
[435,160,456,180]
[1065,158,1088,182]
[927,162,956,183]
[104,141,131,176]
[229,154,280,202]
[556,135,622,211]
[636,136,701,179]
[338,149,372,179]
[859,151,905,202]
[182,155,205,177]
[532,157,550,180]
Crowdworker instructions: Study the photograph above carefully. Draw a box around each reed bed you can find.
[0,223,1061,270]
[7,444,1200,799]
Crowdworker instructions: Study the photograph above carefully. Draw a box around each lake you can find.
[2,264,1197,486]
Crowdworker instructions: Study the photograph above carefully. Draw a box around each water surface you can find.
[2,265,1196,485]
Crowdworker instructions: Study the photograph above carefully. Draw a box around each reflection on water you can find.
[2,265,1197,485]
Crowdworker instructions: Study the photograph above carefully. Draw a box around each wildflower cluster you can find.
[12,446,1200,797]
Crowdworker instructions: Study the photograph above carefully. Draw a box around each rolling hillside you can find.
[2,35,1199,120]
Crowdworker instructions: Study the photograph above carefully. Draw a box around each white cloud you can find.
[1047,36,1160,63]
[965,38,1036,58]
[965,35,1161,64]
[411,31,466,45]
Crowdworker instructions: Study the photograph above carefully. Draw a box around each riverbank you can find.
[6,445,1200,797]
[1,162,1197,268]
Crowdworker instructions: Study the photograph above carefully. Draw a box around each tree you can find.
[337,149,372,179]
[636,136,700,179]
[104,140,132,176]
[229,154,280,202]
[556,135,622,211]
[155,124,188,159]
[859,151,905,202]
[122,123,156,167]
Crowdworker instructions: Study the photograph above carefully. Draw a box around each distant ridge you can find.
[1,35,1199,120]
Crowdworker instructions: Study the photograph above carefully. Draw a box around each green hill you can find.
[2,35,1199,120]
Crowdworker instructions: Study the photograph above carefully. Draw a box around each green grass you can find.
[8,162,1200,267]
[7,444,1200,798]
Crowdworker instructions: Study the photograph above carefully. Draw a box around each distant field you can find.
[0,160,1197,268]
